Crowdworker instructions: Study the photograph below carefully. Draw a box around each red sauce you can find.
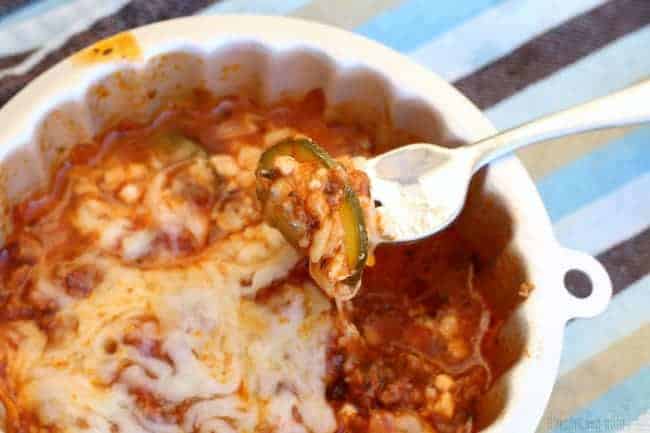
[0,89,526,433]
[327,228,499,433]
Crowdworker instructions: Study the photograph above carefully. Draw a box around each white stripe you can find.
[0,0,129,78]
[0,0,128,57]
[554,172,650,255]
[558,274,650,376]
[486,25,650,129]
[408,0,606,82]
[617,410,650,433]
[198,0,310,15]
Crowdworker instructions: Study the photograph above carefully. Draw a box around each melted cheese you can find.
[242,284,336,433]
[0,106,378,433]
[0,221,338,432]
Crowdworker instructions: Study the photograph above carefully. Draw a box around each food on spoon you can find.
[256,138,372,300]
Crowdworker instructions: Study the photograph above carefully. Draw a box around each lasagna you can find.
[0,90,517,433]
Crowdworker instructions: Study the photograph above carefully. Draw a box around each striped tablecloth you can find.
[0,1,648,432]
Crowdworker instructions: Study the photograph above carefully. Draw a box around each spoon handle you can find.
[470,78,650,169]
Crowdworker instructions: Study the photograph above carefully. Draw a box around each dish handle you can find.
[559,247,612,320]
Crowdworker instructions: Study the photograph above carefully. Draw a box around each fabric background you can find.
[0,0,648,431]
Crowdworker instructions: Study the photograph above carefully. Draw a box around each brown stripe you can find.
[0,0,31,18]
[453,0,650,110]
[598,225,650,296]
[0,49,34,69]
[291,0,403,30]
[0,0,221,109]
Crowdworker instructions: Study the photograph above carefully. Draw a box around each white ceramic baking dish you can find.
[0,15,611,433]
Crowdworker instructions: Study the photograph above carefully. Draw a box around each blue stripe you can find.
[549,366,650,433]
[0,0,73,25]
[536,125,650,222]
[355,0,505,52]
[560,274,650,375]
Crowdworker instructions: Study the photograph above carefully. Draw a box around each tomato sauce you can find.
[0,89,527,433]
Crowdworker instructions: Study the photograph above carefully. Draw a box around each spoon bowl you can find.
[365,143,476,242]
[367,78,650,243]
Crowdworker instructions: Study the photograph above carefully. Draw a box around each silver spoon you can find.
[365,78,650,242]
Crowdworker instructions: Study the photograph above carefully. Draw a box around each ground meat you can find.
[64,264,103,298]
[327,228,496,433]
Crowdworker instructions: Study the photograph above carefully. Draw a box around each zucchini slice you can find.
[340,184,368,286]
[257,138,337,171]
[256,138,368,289]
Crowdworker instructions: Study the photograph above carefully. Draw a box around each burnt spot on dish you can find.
[73,32,141,65]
